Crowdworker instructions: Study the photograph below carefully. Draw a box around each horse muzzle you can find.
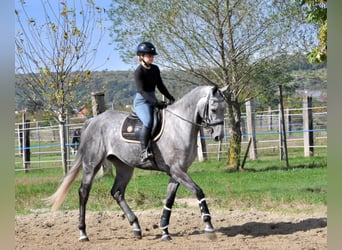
[210,125,224,142]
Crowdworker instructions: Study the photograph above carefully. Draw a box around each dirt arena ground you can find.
[15,202,327,250]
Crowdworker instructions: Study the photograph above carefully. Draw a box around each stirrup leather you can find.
[140,149,153,162]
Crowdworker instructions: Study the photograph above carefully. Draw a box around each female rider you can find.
[133,42,175,162]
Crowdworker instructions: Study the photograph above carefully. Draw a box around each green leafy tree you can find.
[300,0,327,63]
[15,0,106,174]
[108,0,315,169]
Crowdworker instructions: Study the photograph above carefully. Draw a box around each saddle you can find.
[120,109,165,143]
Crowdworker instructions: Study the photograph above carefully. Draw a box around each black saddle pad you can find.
[120,109,165,143]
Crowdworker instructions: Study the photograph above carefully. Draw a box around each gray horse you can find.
[46,85,226,241]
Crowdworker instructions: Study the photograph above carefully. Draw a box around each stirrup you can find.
[140,149,153,162]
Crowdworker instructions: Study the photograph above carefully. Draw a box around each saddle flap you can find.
[120,109,165,143]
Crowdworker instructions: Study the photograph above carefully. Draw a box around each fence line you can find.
[14,102,327,171]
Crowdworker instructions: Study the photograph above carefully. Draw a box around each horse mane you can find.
[170,85,213,109]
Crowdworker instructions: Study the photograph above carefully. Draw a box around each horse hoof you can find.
[205,231,217,241]
[79,236,89,242]
[161,234,172,241]
[205,227,215,233]
[133,230,142,239]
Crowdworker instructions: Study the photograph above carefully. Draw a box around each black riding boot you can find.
[140,126,153,162]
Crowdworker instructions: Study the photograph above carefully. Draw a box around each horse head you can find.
[199,86,226,141]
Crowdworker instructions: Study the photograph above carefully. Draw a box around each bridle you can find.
[165,89,225,128]
[200,90,225,128]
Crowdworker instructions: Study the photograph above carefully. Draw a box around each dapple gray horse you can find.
[46,85,226,241]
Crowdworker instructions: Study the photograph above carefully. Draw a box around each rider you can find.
[133,41,175,162]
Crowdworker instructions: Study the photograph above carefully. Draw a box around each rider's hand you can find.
[168,96,175,105]
[155,101,167,109]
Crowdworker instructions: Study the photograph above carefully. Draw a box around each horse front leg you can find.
[159,177,179,241]
[198,197,215,233]
[172,171,215,236]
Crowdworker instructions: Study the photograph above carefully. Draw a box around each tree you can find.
[15,0,106,174]
[300,0,327,63]
[108,0,315,170]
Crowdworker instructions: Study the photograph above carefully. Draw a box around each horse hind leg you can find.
[110,161,142,239]
[78,162,102,241]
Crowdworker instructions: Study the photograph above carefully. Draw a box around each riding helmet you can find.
[136,42,158,56]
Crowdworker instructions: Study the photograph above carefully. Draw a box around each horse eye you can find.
[211,108,217,113]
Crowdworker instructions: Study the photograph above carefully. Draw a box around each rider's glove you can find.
[155,101,167,109]
[168,96,175,105]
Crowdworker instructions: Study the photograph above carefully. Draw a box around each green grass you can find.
[15,156,327,214]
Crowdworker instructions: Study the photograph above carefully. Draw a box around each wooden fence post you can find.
[278,85,289,167]
[278,104,283,160]
[65,115,70,170]
[246,100,257,160]
[303,96,314,157]
[20,111,30,172]
[240,117,247,141]
[217,140,222,161]
[267,106,273,130]
[91,92,106,116]
[286,108,292,136]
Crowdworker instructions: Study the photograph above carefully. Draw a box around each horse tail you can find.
[45,155,82,212]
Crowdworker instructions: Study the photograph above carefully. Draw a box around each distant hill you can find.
[77,70,196,109]
[15,63,327,113]
[15,69,198,112]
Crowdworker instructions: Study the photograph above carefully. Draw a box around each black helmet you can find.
[136,42,158,56]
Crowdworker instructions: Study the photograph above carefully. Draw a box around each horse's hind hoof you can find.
[79,236,89,242]
[133,230,142,239]
[161,234,172,241]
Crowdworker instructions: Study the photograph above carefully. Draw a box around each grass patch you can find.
[15,156,327,214]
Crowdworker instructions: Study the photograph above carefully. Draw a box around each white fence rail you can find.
[15,102,327,171]
[199,103,327,161]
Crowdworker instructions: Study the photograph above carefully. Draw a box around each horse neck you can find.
[167,86,210,127]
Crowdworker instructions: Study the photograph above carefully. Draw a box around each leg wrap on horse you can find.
[198,198,211,222]
[160,206,172,229]
[160,206,172,241]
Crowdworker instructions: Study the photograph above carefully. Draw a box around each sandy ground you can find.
[15,203,327,250]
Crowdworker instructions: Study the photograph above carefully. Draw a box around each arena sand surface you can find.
[15,202,327,250]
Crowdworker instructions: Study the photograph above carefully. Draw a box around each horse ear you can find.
[220,85,228,94]
[211,85,218,95]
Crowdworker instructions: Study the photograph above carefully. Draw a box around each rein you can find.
[165,108,202,127]
[165,90,225,128]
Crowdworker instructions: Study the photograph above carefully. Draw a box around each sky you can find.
[15,0,133,72]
